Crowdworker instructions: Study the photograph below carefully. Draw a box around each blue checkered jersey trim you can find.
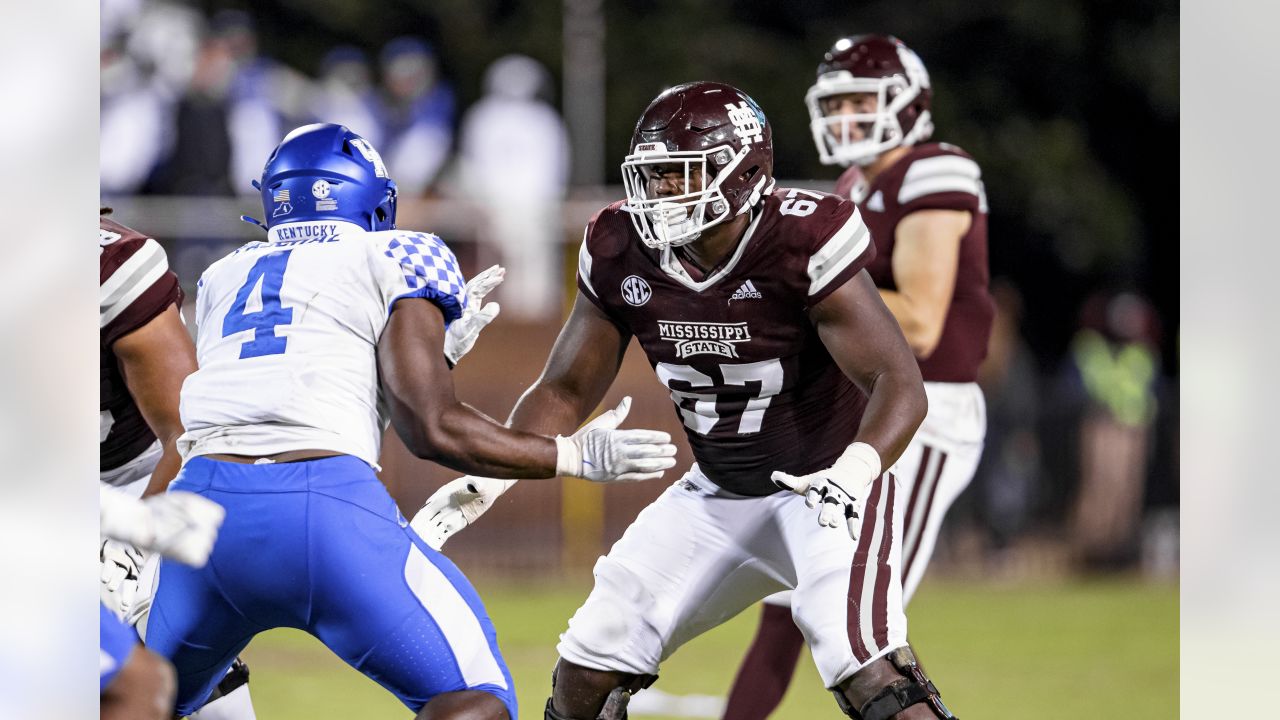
[383,232,466,325]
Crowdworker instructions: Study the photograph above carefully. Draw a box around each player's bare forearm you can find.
[811,272,926,468]
[378,297,560,478]
[417,401,561,478]
[114,304,198,495]
[141,445,183,497]
[507,294,631,436]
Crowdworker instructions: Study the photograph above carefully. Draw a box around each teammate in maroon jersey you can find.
[723,35,993,720]
[415,82,956,720]
[99,210,258,720]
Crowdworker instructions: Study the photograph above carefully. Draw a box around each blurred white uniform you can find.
[179,220,466,467]
[458,55,570,320]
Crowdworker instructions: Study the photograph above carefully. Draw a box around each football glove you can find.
[100,486,226,567]
[555,396,678,483]
[411,475,515,550]
[444,264,505,366]
[100,539,145,619]
[770,442,881,541]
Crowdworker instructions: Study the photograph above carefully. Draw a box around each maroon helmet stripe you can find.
[847,473,885,663]
[871,473,897,652]
[902,446,933,561]
[905,450,949,576]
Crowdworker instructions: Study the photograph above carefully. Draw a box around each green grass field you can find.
[239,577,1177,719]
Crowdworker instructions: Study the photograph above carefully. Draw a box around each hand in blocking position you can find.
[771,442,881,541]
[413,396,675,549]
[443,264,505,366]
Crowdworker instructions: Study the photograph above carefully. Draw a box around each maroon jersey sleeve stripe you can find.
[101,272,183,348]
[806,206,876,306]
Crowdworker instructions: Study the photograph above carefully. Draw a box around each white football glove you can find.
[100,539,146,619]
[444,264,505,366]
[101,486,226,567]
[770,442,881,541]
[411,396,676,548]
[555,396,678,483]
[411,475,515,550]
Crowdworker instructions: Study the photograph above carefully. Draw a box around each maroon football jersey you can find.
[100,217,183,472]
[836,143,994,382]
[578,189,876,496]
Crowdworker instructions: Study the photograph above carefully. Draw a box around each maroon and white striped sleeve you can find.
[99,224,182,348]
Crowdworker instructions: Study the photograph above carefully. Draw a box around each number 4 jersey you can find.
[178,221,467,468]
[578,189,876,496]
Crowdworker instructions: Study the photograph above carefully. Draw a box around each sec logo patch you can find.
[621,275,652,306]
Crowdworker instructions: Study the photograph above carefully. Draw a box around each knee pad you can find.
[833,646,956,720]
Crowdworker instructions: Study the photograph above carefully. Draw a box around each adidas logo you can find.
[730,279,763,301]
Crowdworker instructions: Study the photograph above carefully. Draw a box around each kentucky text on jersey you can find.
[272,222,344,243]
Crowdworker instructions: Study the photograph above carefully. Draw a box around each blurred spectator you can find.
[100,1,201,195]
[458,54,570,320]
[215,10,292,194]
[146,19,236,196]
[379,37,455,195]
[1055,290,1162,569]
[310,46,385,148]
[972,280,1043,552]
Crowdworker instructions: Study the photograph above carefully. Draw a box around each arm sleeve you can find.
[369,232,468,327]
[100,236,183,348]
[805,200,877,306]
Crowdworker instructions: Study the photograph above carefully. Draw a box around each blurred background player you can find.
[98,208,260,719]
[458,54,571,321]
[379,36,455,196]
[722,35,993,720]
[100,483,225,720]
[415,81,957,720]
[142,123,676,719]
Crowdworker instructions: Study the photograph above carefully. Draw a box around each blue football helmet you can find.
[249,123,398,231]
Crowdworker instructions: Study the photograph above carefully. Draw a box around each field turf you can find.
[239,577,1177,719]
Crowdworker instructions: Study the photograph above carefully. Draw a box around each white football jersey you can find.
[178,220,467,468]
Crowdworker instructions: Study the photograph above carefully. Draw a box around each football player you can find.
[415,82,956,720]
[722,35,993,720]
[99,209,260,719]
[143,123,677,720]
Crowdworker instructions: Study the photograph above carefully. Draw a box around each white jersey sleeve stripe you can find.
[100,241,170,328]
[897,155,981,204]
[807,208,871,297]
[100,238,164,305]
[577,231,597,298]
